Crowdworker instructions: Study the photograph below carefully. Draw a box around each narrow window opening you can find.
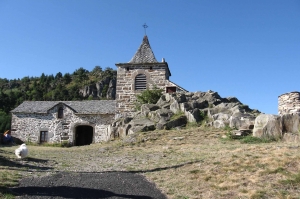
[58,107,64,118]
[135,74,147,90]
[150,66,153,70]
[126,67,129,71]
[40,131,48,143]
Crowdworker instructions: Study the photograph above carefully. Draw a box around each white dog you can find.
[15,143,28,159]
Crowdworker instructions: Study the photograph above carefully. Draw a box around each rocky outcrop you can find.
[108,90,260,138]
[253,113,300,141]
[79,77,116,99]
[106,79,116,99]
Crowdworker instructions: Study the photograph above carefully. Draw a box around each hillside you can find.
[0,66,116,133]
[1,126,300,198]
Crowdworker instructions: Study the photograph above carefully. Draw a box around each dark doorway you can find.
[75,125,93,146]
[166,87,176,93]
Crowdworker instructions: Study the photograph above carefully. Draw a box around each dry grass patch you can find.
[1,126,300,198]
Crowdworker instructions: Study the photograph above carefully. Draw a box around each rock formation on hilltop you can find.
[107,90,261,139]
[79,77,116,99]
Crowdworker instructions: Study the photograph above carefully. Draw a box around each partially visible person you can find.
[3,130,15,145]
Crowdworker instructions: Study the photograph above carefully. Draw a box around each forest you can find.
[0,66,116,134]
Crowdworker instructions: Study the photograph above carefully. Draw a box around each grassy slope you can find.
[1,127,300,199]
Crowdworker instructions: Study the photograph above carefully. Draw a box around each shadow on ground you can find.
[10,172,167,199]
[0,148,54,171]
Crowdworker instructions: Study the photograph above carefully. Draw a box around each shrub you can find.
[135,86,163,110]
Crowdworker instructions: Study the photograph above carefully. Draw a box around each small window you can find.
[135,74,146,90]
[40,131,48,143]
[58,107,64,118]
[126,67,129,71]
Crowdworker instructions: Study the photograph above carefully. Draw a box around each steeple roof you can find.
[129,35,158,63]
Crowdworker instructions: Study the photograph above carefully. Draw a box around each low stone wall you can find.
[278,91,300,115]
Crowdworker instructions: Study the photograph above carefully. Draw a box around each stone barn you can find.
[10,100,116,145]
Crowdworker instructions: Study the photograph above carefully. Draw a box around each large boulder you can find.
[185,108,202,123]
[162,115,187,130]
[127,118,155,134]
[170,100,180,114]
[141,104,161,117]
[229,114,256,130]
[148,108,174,123]
[280,114,300,143]
[281,114,300,134]
[253,114,283,140]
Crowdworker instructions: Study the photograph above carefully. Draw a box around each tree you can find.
[91,66,102,76]
[0,111,11,134]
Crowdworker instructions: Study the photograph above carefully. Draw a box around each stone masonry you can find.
[116,63,177,117]
[278,91,300,115]
[11,101,115,144]
[115,35,186,117]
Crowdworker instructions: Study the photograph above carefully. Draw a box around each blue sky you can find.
[0,0,299,115]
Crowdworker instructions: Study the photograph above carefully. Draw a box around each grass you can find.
[1,126,300,198]
[170,111,185,120]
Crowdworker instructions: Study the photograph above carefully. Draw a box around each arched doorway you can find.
[75,125,93,146]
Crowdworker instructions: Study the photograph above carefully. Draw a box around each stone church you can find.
[10,35,186,145]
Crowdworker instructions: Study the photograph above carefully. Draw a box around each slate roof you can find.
[11,100,116,114]
[129,35,158,63]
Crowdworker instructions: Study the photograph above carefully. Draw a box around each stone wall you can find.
[116,64,169,117]
[278,92,300,115]
[11,104,114,144]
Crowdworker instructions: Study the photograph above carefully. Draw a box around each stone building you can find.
[10,34,186,145]
[10,101,115,145]
[278,91,300,115]
[115,35,187,117]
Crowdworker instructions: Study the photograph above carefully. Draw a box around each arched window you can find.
[58,107,64,118]
[135,74,146,90]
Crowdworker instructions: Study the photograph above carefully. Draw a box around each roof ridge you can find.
[128,35,158,63]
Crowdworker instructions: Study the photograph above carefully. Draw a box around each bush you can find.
[135,86,163,110]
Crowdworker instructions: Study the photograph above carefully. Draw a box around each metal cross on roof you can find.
[143,23,148,35]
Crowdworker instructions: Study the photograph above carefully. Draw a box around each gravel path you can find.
[10,171,167,199]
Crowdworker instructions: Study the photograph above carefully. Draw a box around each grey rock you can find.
[253,114,283,140]
[225,97,241,103]
[148,108,173,123]
[229,114,256,130]
[281,114,300,134]
[164,115,187,130]
[170,100,180,114]
[213,120,227,128]
[128,118,155,134]
[156,95,168,107]
[141,104,161,116]
[106,79,116,99]
[282,133,300,143]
